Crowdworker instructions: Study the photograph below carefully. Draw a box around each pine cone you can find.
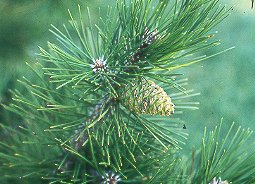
[119,79,175,116]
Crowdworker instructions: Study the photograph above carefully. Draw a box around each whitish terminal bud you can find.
[90,57,108,73]
[142,27,158,45]
[101,171,121,184]
[209,177,229,184]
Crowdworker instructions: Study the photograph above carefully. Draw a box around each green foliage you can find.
[1,0,255,184]
[189,120,255,183]
[0,0,101,123]
[170,120,255,184]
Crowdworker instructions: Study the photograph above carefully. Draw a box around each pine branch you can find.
[0,0,238,183]
[185,119,255,184]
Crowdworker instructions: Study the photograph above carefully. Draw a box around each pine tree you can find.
[1,0,255,183]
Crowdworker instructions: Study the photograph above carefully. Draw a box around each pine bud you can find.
[101,171,121,184]
[209,177,229,184]
[91,57,108,73]
[120,79,175,116]
[142,27,158,45]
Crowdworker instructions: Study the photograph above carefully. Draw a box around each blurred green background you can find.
[0,0,254,151]
[182,0,255,151]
